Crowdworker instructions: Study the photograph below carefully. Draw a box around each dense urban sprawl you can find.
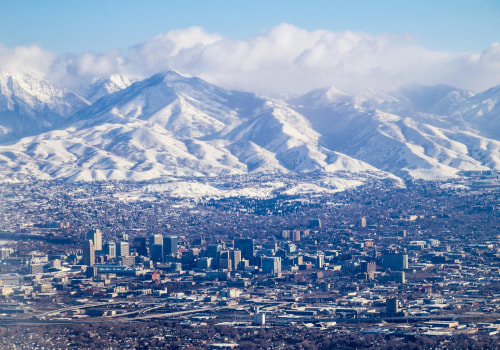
[1,173,500,348]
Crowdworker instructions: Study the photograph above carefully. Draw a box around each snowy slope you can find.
[454,85,500,139]
[0,71,387,183]
[291,84,500,180]
[0,71,499,186]
[0,72,89,144]
[69,72,260,138]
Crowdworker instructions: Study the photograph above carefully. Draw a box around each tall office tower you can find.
[230,249,241,271]
[163,236,178,258]
[151,244,163,263]
[82,240,95,266]
[386,297,399,314]
[197,257,213,269]
[85,266,97,278]
[235,238,254,260]
[254,312,266,326]
[181,250,197,270]
[29,262,44,274]
[292,230,301,242]
[382,254,409,270]
[207,244,222,259]
[150,234,163,247]
[360,217,367,228]
[316,253,325,269]
[104,241,116,259]
[219,258,232,270]
[132,237,148,256]
[262,257,281,274]
[116,241,130,257]
[217,250,230,270]
[149,234,163,261]
[218,250,230,260]
[87,228,102,252]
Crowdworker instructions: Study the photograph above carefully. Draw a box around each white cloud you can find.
[0,44,55,78]
[49,49,125,87]
[0,24,499,95]
[124,26,223,75]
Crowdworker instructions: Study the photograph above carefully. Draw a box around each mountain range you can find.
[0,71,499,189]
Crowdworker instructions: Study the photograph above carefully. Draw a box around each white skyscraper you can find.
[117,241,130,257]
[105,241,116,259]
[87,228,103,252]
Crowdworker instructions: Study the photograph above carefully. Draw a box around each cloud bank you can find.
[1,24,500,96]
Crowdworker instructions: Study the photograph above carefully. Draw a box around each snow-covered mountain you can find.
[0,72,89,144]
[453,85,500,139]
[0,71,384,183]
[290,84,500,180]
[77,74,139,103]
[0,71,499,187]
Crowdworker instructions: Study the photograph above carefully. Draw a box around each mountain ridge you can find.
[0,71,499,189]
[0,72,89,144]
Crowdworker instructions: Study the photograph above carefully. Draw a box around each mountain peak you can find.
[79,73,139,102]
[0,72,89,144]
[163,70,191,79]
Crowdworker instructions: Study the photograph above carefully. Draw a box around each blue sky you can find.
[1,0,499,53]
[0,0,499,94]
